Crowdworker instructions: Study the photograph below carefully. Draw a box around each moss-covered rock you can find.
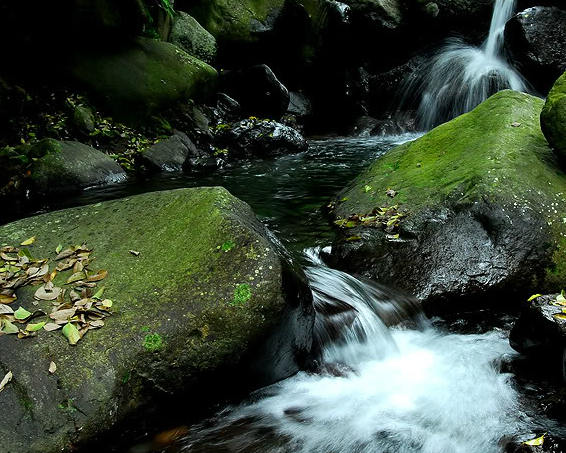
[27,139,126,195]
[541,71,566,160]
[169,12,217,65]
[68,37,218,125]
[0,187,314,453]
[328,90,566,314]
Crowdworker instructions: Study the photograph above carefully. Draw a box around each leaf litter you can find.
[0,241,113,345]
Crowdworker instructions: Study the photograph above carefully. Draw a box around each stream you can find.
[7,134,566,452]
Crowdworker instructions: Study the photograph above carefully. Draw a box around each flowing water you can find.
[404,0,527,129]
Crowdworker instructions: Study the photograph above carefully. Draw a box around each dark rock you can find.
[510,294,566,360]
[138,135,191,172]
[288,91,313,120]
[68,37,218,125]
[541,71,566,161]
[27,139,126,195]
[215,118,308,157]
[327,91,566,315]
[169,11,217,65]
[214,93,242,124]
[0,187,315,453]
[220,64,290,119]
[71,105,96,134]
[505,7,566,94]
[180,131,220,172]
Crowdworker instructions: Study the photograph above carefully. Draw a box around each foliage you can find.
[143,333,163,351]
[232,284,252,305]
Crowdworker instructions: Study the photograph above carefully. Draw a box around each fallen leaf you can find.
[50,308,77,324]
[0,253,17,261]
[67,271,86,284]
[14,306,32,321]
[89,319,105,328]
[49,361,56,374]
[0,371,13,393]
[93,286,105,300]
[553,313,566,320]
[523,433,545,446]
[0,318,19,334]
[129,250,141,256]
[43,323,62,332]
[101,299,112,308]
[35,285,62,301]
[0,305,14,315]
[0,294,17,304]
[26,321,46,332]
[511,122,522,127]
[386,189,397,198]
[20,236,36,246]
[557,293,566,304]
[55,244,63,254]
[88,270,108,282]
[62,322,81,345]
[527,294,542,302]
[345,236,362,242]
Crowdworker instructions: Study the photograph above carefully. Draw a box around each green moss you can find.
[541,71,566,159]
[221,240,235,251]
[143,333,163,351]
[232,284,252,305]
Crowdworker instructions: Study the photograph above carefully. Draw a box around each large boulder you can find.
[220,64,290,119]
[505,7,566,94]
[327,90,566,315]
[68,37,218,125]
[26,139,126,196]
[138,134,193,172]
[541,71,566,160]
[169,11,217,65]
[0,187,315,453]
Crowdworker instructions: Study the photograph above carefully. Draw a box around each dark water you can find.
[3,134,419,254]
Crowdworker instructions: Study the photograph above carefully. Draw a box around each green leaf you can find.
[62,323,81,345]
[14,307,32,321]
[0,319,19,334]
[93,286,105,300]
[55,244,63,254]
[527,294,542,302]
[557,293,566,304]
[364,185,372,193]
[26,321,46,332]
[345,236,362,242]
[20,236,36,246]
[18,248,33,260]
[523,433,545,446]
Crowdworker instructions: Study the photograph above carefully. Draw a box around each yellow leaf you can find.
[523,433,545,446]
[20,236,36,246]
[553,313,566,320]
[527,294,542,302]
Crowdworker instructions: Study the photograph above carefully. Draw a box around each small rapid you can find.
[174,248,537,453]
[404,0,527,129]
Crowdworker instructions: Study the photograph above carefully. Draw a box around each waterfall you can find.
[408,0,527,130]
[173,248,541,453]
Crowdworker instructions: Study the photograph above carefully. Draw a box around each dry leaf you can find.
[67,271,86,284]
[49,308,77,324]
[129,250,141,256]
[0,371,13,393]
[0,294,17,304]
[87,270,108,282]
[43,323,62,332]
[49,361,57,374]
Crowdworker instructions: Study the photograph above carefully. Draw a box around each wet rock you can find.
[26,139,126,195]
[71,105,96,134]
[138,135,192,172]
[68,37,218,125]
[0,187,315,453]
[215,118,308,157]
[220,64,290,120]
[541,71,566,161]
[505,7,566,94]
[169,11,217,65]
[288,91,313,120]
[510,294,566,364]
[214,93,242,124]
[327,90,566,315]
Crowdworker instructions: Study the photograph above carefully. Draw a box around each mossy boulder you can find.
[68,37,218,125]
[328,90,566,314]
[0,187,315,453]
[26,139,126,196]
[169,11,217,65]
[541,71,566,160]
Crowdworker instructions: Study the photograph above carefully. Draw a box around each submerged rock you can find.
[68,37,218,125]
[0,187,315,453]
[541,71,566,161]
[505,7,566,94]
[328,90,566,315]
[26,139,126,195]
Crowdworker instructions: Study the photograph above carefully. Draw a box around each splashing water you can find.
[408,0,527,130]
[176,248,538,453]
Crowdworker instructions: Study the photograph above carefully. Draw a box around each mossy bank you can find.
[328,90,566,314]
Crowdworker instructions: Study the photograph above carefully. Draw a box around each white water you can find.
[410,0,527,129]
[178,248,538,453]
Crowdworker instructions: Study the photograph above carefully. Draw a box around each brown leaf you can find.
[89,319,105,328]
[55,248,76,261]
[0,294,17,304]
[67,271,86,284]
[49,308,77,324]
[87,270,108,282]
[34,285,62,301]
[43,323,62,332]
[73,261,84,274]
[0,253,17,261]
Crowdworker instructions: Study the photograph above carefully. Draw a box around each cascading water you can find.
[407,0,527,130]
[172,247,553,453]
